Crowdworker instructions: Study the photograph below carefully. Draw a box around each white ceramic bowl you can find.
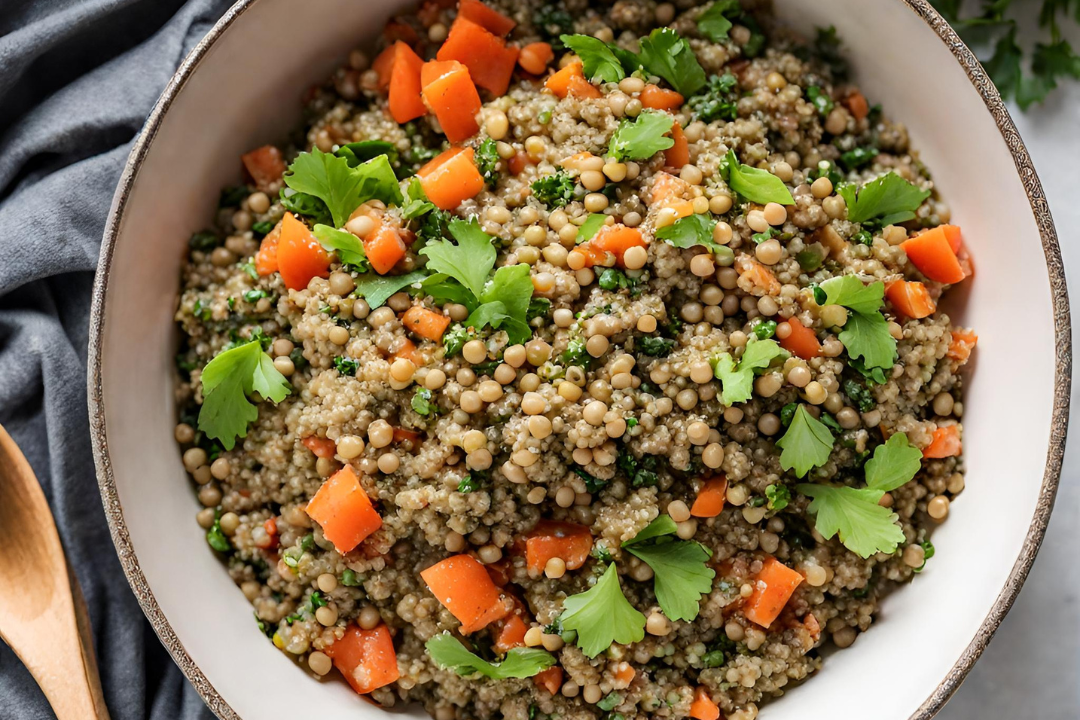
[88,1,1071,718]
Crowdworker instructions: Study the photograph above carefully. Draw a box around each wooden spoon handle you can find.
[0,427,111,720]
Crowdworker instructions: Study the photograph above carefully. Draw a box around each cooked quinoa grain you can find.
[173,1,976,718]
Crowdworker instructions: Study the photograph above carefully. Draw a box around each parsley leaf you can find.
[531,169,577,207]
[561,34,627,82]
[608,110,675,162]
[411,387,438,416]
[836,172,931,226]
[795,484,905,558]
[655,214,733,263]
[711,338,786,405]
[353,270,427,309]
[697,0,741,41]
[776,405,834,477]
[475,138,500,187]
[638,28,707,96]
[559,564,646,657]
[198,341,291,450]
[577,214,608,243]
[283,149,402,228]
[805,85,834,117]
[420,219,496,301]
[335,140,398,167]
[206,510,232,552]
[426,633,556,678]
[819,276,897,370]
[403,178,438,219]
[313,224,369,270]
[467,264,535,343]
[721,150,794,205]
[278,188,332,226]
[865,432,922,492]
[623,517,714,621]
[765,484,790,510]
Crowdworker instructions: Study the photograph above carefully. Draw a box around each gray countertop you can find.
[936,72,1080,720]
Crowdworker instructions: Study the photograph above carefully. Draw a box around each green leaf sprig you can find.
[197,340,291,450]
[558,564,646,657]
[426,633,556,678]
[622,516,715,622]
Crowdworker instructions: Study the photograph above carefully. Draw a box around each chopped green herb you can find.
[206,510,232,552]
[535,4,575,49]
[531,169,577,208]
[843,378,876,412]
[353,270,427,310]
[251,221,274,237]
[696,0,742,41]
[561,337,592,367]
[638,336,676,357]
[598,267,637,292]
[753,320,777,340]
[795,249,823,272]
[853,229,873,246]
[475,138,501,187]
[333,356,360,376]
[765,484,790,511]
[839,146,878,171]
[411,387,438,416]
[655,214,732,261]
[573,467,607,494]
[687,72,740,123]
[597,693,623,712]
[527,298,552,322]
[457,472,487,494]
[241,262,259,281]
[914,540,935,573]
[189,230,219,252]
[806,85,835,117]
[340,568,363,587]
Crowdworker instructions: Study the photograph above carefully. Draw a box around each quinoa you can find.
[173,2,974,719]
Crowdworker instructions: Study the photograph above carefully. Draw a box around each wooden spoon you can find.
[0,424,110,719]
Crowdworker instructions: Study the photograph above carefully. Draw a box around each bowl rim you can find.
[86,1,1072,718]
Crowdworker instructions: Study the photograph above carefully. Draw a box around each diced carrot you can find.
[641,84,684,111]
[942,224,963,253]
[324,624,400,695]
[843,90,870,121]
[241,145,286,193]
[577,224,646,267]
[437,17,519,96]
[901,226,966,284]
[664,121,690,169]
[364,223,407,275]
[735,256,782,295]
[690,476,728,518]
[388,42,427,123]
[391,339,420,366]
[778,316,821,360]
[534,667,563,695]
[372,45,396,91]
[508,151,533,175]
[485,556,512,587]
[301,435,337,459]
[417,146,485,210]
[648,171,692,207]
[277,212,331,290]
[306,466,383,554]
[494,613,529,653]
[458,0,516,36]
[261,517,279,549]
[383,19,420,47]
[255,222,280,276]
[743,556,804,628]
[803,611,821,640]
[421,60,482,142]
[689,687,720,720]
[947,329,978,363]
[567,73,602,99]
[923,425,961,458]
[886,279,936,319]
[614,663,636,686]
[525,520,594,574]
[420,554,507,633]
[544,61,602,99]
[402,305,452,342]
[264,517,277,536]
[518,42,554,75]
[392,427,423,445]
